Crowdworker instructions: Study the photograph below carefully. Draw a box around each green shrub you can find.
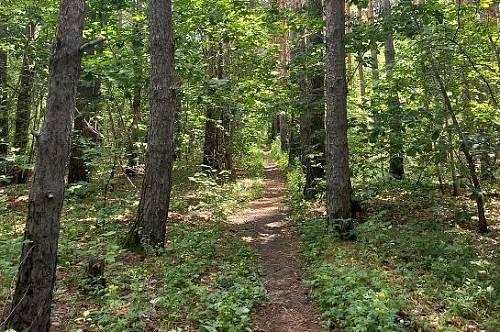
[300,219,404,331]
[238,146,265,177]
[286,163,309,214]
[269,137,288,169]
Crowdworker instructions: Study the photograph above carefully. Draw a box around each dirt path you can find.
[231,156,325,332]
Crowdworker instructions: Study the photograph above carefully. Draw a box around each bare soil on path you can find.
[230,156,325,332]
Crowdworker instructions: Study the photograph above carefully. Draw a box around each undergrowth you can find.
[288,169,500,331]
[0,160,265,330]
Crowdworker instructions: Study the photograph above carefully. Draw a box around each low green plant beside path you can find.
[0,167,265,331]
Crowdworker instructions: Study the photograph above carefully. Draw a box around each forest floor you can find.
[230,155,325,332]
[1,149,499,331]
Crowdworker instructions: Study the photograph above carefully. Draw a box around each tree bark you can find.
[13,23,37,156]
[325,0,353,220]
[382,0,404,179]
[270,115,280,143]
[368,0,379,84]
[279,111,289,152]
[128,0,177,247]
[68,78,100,183]
[202,45,224,173]
[301,0,326,199]
[357,7,366,99]
[4,1,85,330]
[126,16,145,176]
[0,46,8,155]
[203,107,220,172]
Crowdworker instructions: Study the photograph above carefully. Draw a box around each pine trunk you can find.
[301,0,325,199]
[357,8,366,98]
[0,47,8,155]
[5,1,85,330]
[368,0,379,84]
[13,23,36,157]
[133,0,177,247]
[382,0,404,179]
[126,18,145,176]
[325,0,353,220]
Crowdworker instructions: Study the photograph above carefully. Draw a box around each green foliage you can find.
[0,170,265,330]
[269,137,288,170]
[286,162,309,214]
[300,219,404,331]
[187,172,264,221]
[66,182,100,198]
[82,223,265,331]
[292,174,500,330]
[236,145,265,177]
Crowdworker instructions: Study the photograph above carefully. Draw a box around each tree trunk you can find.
[288,117,301,164]
[301,0,326,199]
[222,109,233,174]
[448,130,461,196]
[0,46,8,155]
[345,1,353,75]
[5,1,84,330]
[13,23,36,156]
[203,45,225,173]
[126,17,145,176]
[128,0,177,247]
[382,0,404,179]
[428,50,488,233]
[357,7,366,99]
[68,78,100,183]
[357,54,366,98]
[368,0,379,84]
[279,111,289,153]
[203,107,220,172]
[325,0,353,220]
[270,115,280,143]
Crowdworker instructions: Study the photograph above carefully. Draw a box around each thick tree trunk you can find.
[0,47,8,155]
[4,1,84,330]
[382,0,404,179]
[203,45,225,173]
[129,0,177,247]
[345,1,353,75]
[300,0,326,200]
[325,0,353,220]
[13,23,36,156]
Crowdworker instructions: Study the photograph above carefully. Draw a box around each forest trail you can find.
[230,155,325,332]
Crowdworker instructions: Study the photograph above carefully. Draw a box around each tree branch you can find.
[79,37,107,53]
